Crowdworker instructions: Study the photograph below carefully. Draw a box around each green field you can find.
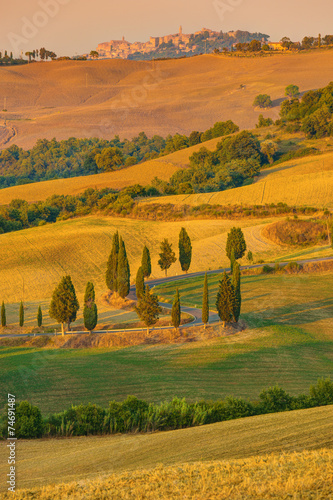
[1,272,332,414]
[0,406,332,494]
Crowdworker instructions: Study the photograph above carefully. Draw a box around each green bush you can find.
[259,386,293,413]
[285,262,303,274]
[16,401,43,438]
[309,378,333,406]
[262,264,274,274]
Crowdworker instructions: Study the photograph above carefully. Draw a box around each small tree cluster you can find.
[106,232,130,298]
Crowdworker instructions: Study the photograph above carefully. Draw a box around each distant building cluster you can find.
[96,27,221,59]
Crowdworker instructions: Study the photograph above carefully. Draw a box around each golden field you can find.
[0,405,332,495]
[1,51,333,149]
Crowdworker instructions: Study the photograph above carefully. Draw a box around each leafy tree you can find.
[216,272,236,327]
[232,262,241,322]
[302,37,314,49]
[248,39,262,51]
[106,231,119,293]
[136,266,145,299]
[285,85,300,100]
[158,239,176,276]
[83,282,98,333]
[171,289,181,331]
[179,227,192,273]
[90,50,99,59]
[117,237,130,298]
[226,227,247,260]
[16,401,43,438]
[202,273,209,328]
[135,285,162,333]
[256,114,273,128]
[261,140,278,164]
[37,306,42,327]
[253,94,272,108]
[95,147,124,171]
[1,301,6,327]
[280,37,292,49]
[49,275,79,335]
[141,245,151,278]
[19,301,24,327]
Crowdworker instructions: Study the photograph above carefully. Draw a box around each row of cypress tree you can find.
[0,301,43,328]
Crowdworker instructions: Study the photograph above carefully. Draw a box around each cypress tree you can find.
[19,301,24,327]
[158,239,176,276]
[117,237,130,299]
[171,288,181,331]
[179,227,192,273]
[226,227,247,260]
[37,306,42,327]
[230,247,236,273]
[216,272,236,327]
[232,262,241,323]
[1,301,6,327]
[83,282,98,333]
[202,273,209,328]
[141,245,152,278]
[136,266,145,299]
[106,231,119,293]
[49,275,79,335]
[135,285,162,333]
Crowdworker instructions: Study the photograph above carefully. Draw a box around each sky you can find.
[1,0,333,57]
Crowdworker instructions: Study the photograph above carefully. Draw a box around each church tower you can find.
[179,25,183,35]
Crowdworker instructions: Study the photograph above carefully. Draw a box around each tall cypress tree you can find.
[1,301,6,327]
[216,272,236,327]
[179,227,192,273]
[202,272,209,328]
[106,231,119,293]
[135,285,162,333]
[141,245,152,278]
[232,262,241,323]
[226,227,247,260]
[49,275,79,335]
[230,247,236,273]
[136,266,145,299]
[19,301,24,327]
[37,306,42,327]
[117,237,130,299]
[158,239,176,276]
[83,282,98,333]
[171,288,181,331]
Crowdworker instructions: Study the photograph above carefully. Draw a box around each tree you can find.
[1,301,6,327]
[106,231,119,293]
[83,282,98,333]
[232,262,241,323]
[285,84,300,100]
[226,227,247,260]
[171,289,181,331]
[141,245,151,278]
[202,272,209,328]
[261,140,278,164]
[117,237,130,298]
[19,301,24,327]
[253,94,272,109]
[158,239,176,276]
[216,272,236,327]
[49,275,79,335]
[135,285,162,333]
[90,50,99,59]
[95,147,124,171]
[136,266,145,299]
[37,306,42,327]
[248,40,262,52]
[179,227,192,273]
[302,36,314,49]
[280,37,292,49]
[247,250,253,263]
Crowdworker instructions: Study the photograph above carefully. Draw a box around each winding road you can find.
[0,256,332,339]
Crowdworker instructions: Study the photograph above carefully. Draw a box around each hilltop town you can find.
[95,27,270,60]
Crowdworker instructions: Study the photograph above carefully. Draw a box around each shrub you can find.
[16,401,43,438]
[259,386,293,413]
[262,264,274,274]
[309,378,333,406]
[285,262,303,274]
[63,403,106,436]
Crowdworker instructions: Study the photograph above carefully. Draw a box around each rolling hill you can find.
[1,51,333,149]
[0,405,331,494]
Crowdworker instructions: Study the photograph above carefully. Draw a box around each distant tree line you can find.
[2,378,332,439]
[0,121,238,189]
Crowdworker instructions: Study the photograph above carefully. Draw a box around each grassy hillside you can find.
[1,51,333,149]
[1,271,332,413]
[143,151,333,209]
[0,406,332,493]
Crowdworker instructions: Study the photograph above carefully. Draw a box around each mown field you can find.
[0,406,332,494]
[1,272,332,413]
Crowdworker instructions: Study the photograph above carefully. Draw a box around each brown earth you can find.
[1,51,333,149]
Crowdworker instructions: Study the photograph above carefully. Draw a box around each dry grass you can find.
[0,406,332,495]
[1,51,333,150]
[142,151,333,209]
[262,219,327,246]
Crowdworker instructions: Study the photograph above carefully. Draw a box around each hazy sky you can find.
[1,0,333,56]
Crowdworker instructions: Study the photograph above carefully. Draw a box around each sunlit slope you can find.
[1,51,333,148]
[0,216,277,302]
[0,406,331,493]
[0,137,222,204]
[142,152,333,208]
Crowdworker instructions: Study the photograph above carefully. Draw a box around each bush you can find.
[262,264,274,274]
[16,401,43,438]
[259,386,293,413]
[309,378,333,406]
[63,403,106,436]
[253,94,272,108]
[285,262,303,274]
